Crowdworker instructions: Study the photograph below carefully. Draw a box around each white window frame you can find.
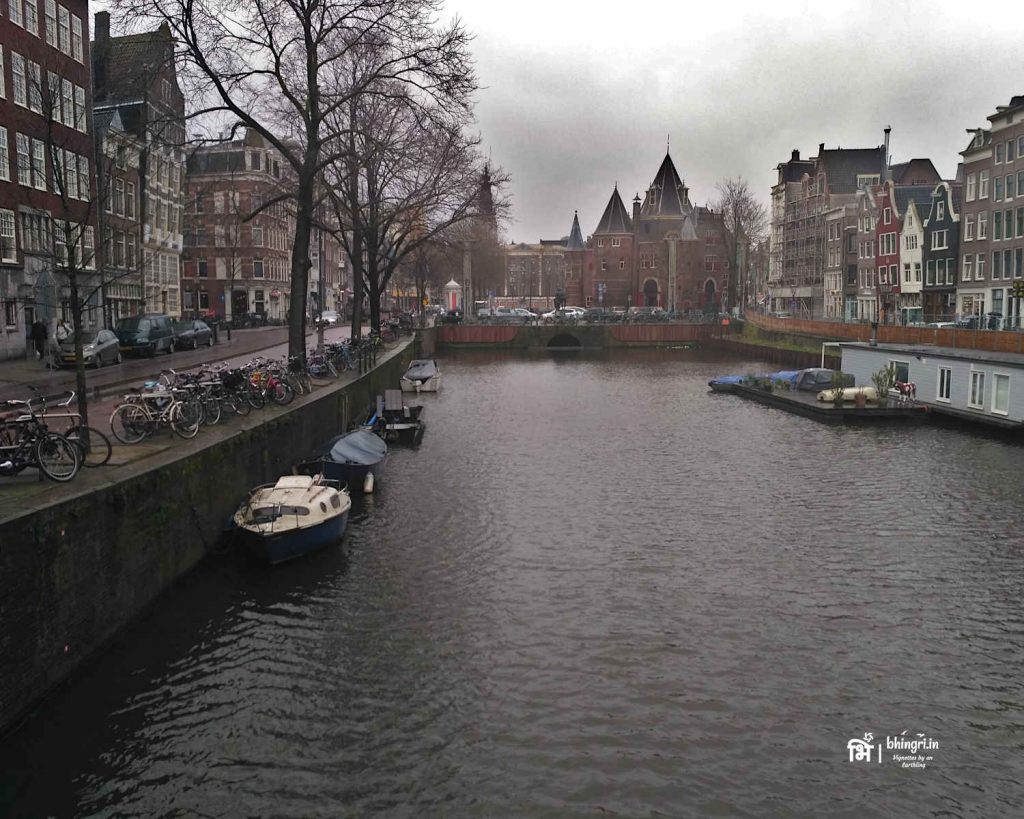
[0,209,17,263]
[979,171,990,199]
[937,366,951,403]
[45,0,57,48]
[16,133,31,186]
[58,6,70,55]
[31,138,45,190]
[9,0,24,27]
[968,370,985,409]
[12,53,27,108]
[24,0,38,36]
[966,174,976,201]
[70,14,83,62]
[964,214,975,241]
[0,48,5,100]
[0,129,8,182]
[992,373,1010,416]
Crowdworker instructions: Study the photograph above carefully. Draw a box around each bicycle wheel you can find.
[66,425,112,467]
[229,390,251,416]
[110,403,152,444]
[271,381,295,406]
[35,432,80,482]
[246,384,266,409]
[300,372,313,393]
[170,402,200,439]
[202,395,222,425]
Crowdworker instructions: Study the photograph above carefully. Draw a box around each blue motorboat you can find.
[233,474,351,564]
[709,370,800,393]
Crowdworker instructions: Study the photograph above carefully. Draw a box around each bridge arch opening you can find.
[547,333,582,349]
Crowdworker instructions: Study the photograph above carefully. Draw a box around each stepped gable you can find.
[641,152,692,217]
[594,186,633,234]
[817,146,886,193]
[565,211,585,250]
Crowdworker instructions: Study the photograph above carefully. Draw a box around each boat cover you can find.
[795,368,854,391]
[404,359,438,382]
[709,375,746,385]
[323,429,387,465]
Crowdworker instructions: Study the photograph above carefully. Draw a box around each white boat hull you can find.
[400,374,441,393]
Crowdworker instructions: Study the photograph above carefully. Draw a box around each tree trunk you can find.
[68,269,89,430]
[289,171,315,361]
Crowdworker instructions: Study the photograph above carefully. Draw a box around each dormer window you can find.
[883,207,892,225]
[974,131,984,148]
[936,201,945,221]
[611,238,620,247]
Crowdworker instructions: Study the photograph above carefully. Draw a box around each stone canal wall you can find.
[0,346,415,735]
[436,322,723,348]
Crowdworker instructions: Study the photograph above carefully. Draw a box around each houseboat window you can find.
[969,371,986,409]
[252,505,309,517]
[992,374,1010,415]
[937,367,952,402]
[890,360,910,383]
[331,495,342,509]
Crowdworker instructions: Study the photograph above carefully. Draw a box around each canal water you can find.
[2,349,1023,817]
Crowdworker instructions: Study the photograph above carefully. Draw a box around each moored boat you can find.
[297,428,388,493]
[377,389,426,445]
[401,359,441,393]
[233,474,351,564]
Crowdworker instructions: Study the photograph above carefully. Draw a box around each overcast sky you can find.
[442,0,1022,244]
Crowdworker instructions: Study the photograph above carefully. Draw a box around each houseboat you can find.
[839,342,1024,430]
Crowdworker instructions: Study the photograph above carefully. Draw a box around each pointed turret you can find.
[565,211,585,250]
[594,186,633,234]
[641,152,692,217]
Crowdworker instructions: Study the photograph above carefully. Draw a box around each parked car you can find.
[542,306,586,322]
[627,306,668,322]
[318,310,340,326]
[582,307,618,322]
[926,321,956,329]
[173,319,214,349]
[114,314,175,356]
[59,328,121,368]
[440,309,463,325]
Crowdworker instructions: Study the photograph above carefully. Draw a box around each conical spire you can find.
[642,152,692,217]
[565,210,585,250]
[594,186,633,234]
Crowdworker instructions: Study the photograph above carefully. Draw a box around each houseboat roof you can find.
[839,341,1024,368]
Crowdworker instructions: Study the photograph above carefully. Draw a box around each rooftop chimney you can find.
[791,149,800,162]
[93,12,111,98]
[819,142,825,154]
[883,126,892,181]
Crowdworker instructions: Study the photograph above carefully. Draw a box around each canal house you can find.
[839,341,1024,428]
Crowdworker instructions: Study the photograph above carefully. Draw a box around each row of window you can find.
[963,249,1024,281]
[0,127,90,198]
[189,256,288,280]
[965,208,1024,242]
[993,136,1024,166]
[104,177,137,220]
[0,49,88,132]
[102,226,138,270]
[7,0,84,63]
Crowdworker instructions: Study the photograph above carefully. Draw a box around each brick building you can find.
[554,151,732,312]
[93,11,185,317]
[1,0,96,360]
[181,129,346,322]
[959,96,1024,329]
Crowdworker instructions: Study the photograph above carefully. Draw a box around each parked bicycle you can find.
[0,397,81,482]
[109,383,201,443]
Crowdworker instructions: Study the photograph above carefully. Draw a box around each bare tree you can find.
[111,0,476,361]
[712,177,769,311]
[321,81,507,334]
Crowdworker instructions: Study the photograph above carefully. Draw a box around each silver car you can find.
[60,328,122,368]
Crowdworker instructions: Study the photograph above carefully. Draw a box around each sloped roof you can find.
[565,211,585,250]
[594,187,633,234]
[817,147,886,193]
[641,152,692,217]
[680,211,699,241]
[949,182,963,213]
[893,185,936,218]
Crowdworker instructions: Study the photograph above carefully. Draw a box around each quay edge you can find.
[0,343,416,737]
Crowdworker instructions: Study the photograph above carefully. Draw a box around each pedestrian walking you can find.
[30,320,47,360]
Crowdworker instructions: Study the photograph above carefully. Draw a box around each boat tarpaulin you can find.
[404,360,438,382]
[323,429,387,465]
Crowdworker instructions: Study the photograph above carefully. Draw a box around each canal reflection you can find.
[1,348,1023,817]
